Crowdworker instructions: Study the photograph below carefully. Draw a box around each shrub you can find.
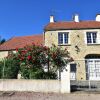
[20,62,57,79]
[36,71,57,79]
[20,67,57,79]
[0,61,3,78]
[13,43,72,79]
[1,58,20,79]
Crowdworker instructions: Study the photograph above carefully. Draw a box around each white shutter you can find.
[67,33,70,44]
[84,32,87,44]
[97,33,100,44]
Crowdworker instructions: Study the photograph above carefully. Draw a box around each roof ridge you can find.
[13,34,43,39]
[0,34,43,51]
[44,20,100,31]
[0,37,14,46]
[51,20,99,23]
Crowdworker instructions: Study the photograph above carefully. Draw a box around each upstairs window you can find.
[58,32,69,45]
[86,32,97,44]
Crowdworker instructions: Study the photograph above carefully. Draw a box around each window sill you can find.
[58,44,71,46]
[87,43,100,45]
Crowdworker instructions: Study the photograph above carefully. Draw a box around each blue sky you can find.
[0,0,100,40]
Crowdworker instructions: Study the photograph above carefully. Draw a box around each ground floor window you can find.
[70,63,76,80]
[85,54,100,80]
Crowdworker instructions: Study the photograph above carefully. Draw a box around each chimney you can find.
[96,14,100,21]
[50,15,54,23]
[73,14,79,22]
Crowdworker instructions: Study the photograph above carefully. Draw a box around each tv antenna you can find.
[50,9,61,22]
[50,9,61,15]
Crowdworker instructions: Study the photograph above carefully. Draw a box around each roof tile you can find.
[0,34,43,51]
[44,21,100,31]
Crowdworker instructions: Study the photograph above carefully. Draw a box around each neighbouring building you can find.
[0,34,43,59]
[44,14,100,81]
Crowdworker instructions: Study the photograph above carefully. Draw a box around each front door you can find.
[86,59,100,80]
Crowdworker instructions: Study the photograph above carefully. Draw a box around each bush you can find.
[0,44,72,79]
[0,58,20,79]
[15,44,71,79]
[29,70,57,79]
[36,71,57,79]
[21,69,57,79]
[0,61,3,78]
[20,65,57,79]
[20,65,30,79]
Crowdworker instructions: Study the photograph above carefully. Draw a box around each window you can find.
[70,64,76,80]
[86,32,97,44]
[86,59,100,80]
[58,32,69,44]
[85,54,100,80]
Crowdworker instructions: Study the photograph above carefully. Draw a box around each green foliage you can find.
[37,71,57,79]
[0,58,20,79]
[0,61,3,78]
[20,67,30,79]
[20,66,57,79]
[2,43,72,79]
[0,38,6,44]
[50,44,70,70]
[16,44,71,79]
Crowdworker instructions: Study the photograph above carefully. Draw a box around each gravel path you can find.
[0,92,100,100]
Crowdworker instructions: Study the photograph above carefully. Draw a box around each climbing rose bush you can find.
[14,43,73,79]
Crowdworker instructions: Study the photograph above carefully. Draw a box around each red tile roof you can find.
[44,21,100,31]
[0,34,43,51]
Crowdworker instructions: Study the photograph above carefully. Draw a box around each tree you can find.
[14,43,73,79]
[0,38,6,44]
[43,44,73,79]
[0,43,73,79]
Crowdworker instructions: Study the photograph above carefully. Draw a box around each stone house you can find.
[44,14,100,81]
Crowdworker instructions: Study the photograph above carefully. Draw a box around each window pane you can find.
[70,64,76,72]
[92,32,97,43]
[64,33,68,44]
[58,33,63,44]
[87,32,92,43]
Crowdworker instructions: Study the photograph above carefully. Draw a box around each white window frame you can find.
[58,32,69,45]
[86,59,100,80]
[86,32,97,44]
[85,31,100,45]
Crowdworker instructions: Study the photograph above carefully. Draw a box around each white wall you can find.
[0,65,70,93]
[0,51,8,60]
[0,80,60,93]
[61,64,70,93]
